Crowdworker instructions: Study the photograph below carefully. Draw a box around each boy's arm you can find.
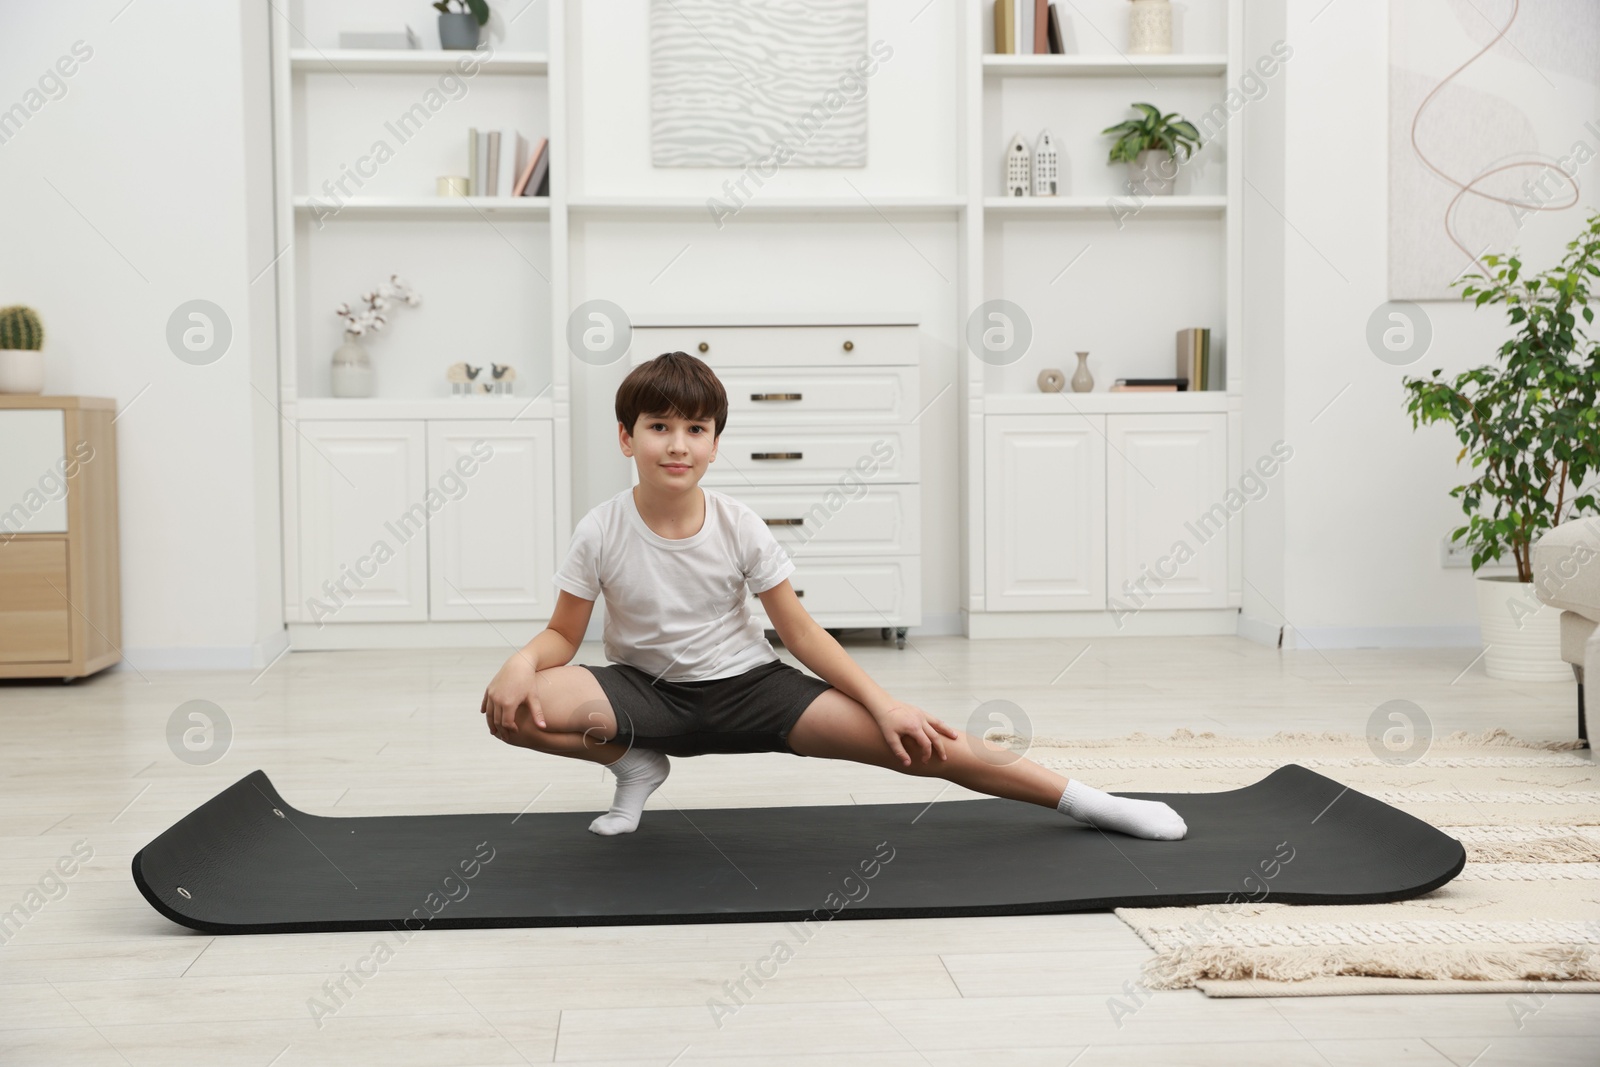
[757,580,898,717]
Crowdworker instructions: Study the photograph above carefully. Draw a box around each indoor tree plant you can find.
[1101,103,1201,196]
[434,0,490,50]
[1401,209,1600,680]
[0,305,46,395]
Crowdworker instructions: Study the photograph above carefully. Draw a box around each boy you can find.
[480,352,1186,840]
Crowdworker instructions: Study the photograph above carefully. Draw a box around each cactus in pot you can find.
[0,305,46,394]
[0,305,44,351]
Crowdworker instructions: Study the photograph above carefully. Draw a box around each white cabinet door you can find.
[0,409,68,534]
[1106,413,1228,610]
[984,415,1106,611]
[426,420,555,621]
[297,421,428,622]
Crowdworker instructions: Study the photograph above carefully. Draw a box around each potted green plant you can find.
[434,0,490,50]
[0,305,45,395]
[1401,210,1600,680]
[1101,103,1201,196]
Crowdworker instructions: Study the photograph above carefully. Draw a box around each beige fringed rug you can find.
[1016,727,1600,998]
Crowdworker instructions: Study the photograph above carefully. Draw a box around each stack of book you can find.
[993,0,1065,55]
[1176,327,1220,391]
[466,130,549,197]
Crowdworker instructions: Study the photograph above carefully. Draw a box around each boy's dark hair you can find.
[615,351,728,439]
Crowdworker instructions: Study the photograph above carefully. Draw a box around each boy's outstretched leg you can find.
[785,689,1186,841]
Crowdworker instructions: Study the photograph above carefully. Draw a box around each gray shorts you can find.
[578,657,835,757]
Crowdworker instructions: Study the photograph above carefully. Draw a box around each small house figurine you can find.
[1005,133,1031,197]
[1033,130,1058,196]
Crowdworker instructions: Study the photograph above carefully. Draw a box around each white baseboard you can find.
[1236,613,1283,648]
[962,608,1241,639]
[1284,624,1482,649]
[115,646,264,671]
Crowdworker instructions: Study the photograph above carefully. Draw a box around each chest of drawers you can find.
[0,396,122,679]
[629,321,922,647]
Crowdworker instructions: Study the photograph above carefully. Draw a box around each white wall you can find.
[1275,0,1600,649]
[0,1,284,669]
[11,0,1597,663]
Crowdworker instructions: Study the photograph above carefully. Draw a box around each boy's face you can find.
[619,410,718,491]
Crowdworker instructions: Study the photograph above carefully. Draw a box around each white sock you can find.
[1057,779,1187,841]
[588,747,671,836]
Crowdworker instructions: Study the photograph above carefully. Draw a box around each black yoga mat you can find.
[132,766,1464,935]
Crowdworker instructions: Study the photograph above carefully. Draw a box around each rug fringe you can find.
[1465,836,1600,863]
[1139,944,1600,989]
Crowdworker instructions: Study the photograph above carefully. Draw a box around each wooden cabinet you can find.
[983,411,1229,614]
[291,416,559,633]
[425,420,556,621]
[984,414,1106,610]
[1106,413,1228,610]
[295,421,430,622]
[0,397,121,679]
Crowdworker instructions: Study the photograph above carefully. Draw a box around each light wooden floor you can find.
[3,633,1596,1066]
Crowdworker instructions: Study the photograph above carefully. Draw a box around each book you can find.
[1046,3,1064,54]
[519,141,550,197]
[534,144,553,197]
[485,130,502,196]
[467,128,478,196]
[513,137,547,196]
[1112,377,1188,392]
[338,25,419,49]
[993,0,1013,55]
[473,129,490,196]
[1034,0,1048,54]
[1176,327,1208,392]
[1018,0,1031,54]
[496,130,527,198]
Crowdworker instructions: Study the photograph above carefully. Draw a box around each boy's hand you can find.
[872,702,960,767]
[482,654,541,742]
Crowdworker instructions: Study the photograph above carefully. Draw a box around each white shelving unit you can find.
[981,195,1227,215]
[266,0,1250,647]
[288,49,549,74]
[270,3,570,644]
[291,195,552,218]
[960,0,1246,638]
[981,53,1229,77]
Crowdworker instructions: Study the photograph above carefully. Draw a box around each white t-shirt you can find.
[552,486,797,682]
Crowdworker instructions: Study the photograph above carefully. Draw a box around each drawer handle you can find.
[751,392,802,402]
[843,340,854,351]
[754,589,803,598]
[751,451,803,461]
[764,517,804,526]
[698,342,709,353]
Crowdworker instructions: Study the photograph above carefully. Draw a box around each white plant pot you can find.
[0,349,45,394]
[1127,149,1178,196]
[1474,574,1569,681]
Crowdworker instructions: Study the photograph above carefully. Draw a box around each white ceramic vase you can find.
[1474,574,1569,681]
[331,339,375,398]
[1128,0,1173,55]
[0,349,45,394]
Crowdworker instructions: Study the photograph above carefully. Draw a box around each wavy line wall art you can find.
[1388,0,1598,300]
[650,0,869,168]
